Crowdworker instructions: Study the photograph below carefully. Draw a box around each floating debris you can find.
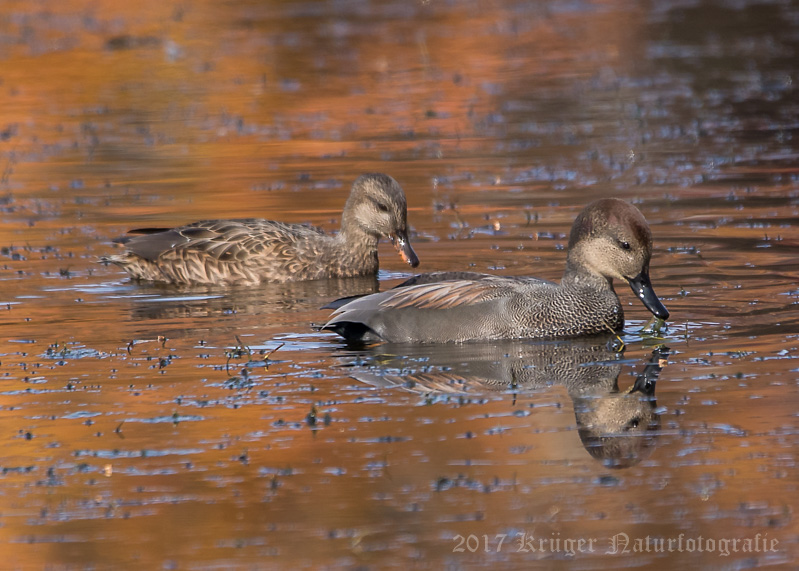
[640,316,668,337]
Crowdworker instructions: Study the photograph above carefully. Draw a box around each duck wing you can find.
[323,275,536,342]
[116,219,325,263]
[395,271,552,289]
[377,277,512,310]
[322,271,552,310]
[394,271,494,287]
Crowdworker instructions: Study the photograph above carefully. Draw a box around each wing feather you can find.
[120,219,325,263]
[378,277,514,310]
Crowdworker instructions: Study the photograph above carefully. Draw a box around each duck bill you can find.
[626,270,669,320]
[391,232,419,268]
[629,347,670,396]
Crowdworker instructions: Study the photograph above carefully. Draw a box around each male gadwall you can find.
[104,173,419,286]
[323,198,669,343]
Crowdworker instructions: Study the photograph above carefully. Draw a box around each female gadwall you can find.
[323,198,669,343]
[104,173,419,286]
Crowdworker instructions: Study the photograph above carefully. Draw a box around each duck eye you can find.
[624,416,641,431]
[375,202,390,213]
[619,240,631,251]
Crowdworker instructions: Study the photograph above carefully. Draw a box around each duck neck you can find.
[561,258,614,292]
[559,256,624,334]
[335,212,380,272]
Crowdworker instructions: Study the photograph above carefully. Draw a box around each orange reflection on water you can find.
[2,0,799,569]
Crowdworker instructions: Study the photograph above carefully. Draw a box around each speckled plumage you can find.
[323,198,669,343]
[103,173,419,286]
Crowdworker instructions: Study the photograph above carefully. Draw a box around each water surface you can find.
[1,0,798,568]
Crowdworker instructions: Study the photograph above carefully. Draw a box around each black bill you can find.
[627,270,669,320]
[630,346,670,396]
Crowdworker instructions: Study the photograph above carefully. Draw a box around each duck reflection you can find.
[120,275,379,321]
[347,341,669,469]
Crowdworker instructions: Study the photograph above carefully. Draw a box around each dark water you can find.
[1,0,798,568]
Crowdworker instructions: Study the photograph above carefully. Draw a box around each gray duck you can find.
[323,198,669,343]
[104,173,419,286]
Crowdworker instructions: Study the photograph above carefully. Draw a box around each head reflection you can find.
[348,340,669,469]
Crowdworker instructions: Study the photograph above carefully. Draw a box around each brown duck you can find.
[104,173,419,286]
[323,198,669,343]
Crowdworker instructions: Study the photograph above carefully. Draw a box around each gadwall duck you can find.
[323,198,669,343]
[104,173,419,285]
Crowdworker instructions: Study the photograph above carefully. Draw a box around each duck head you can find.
[346,173,419,267]
[566,198,669,320]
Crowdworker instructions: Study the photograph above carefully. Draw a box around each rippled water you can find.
[1,0,798,569]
